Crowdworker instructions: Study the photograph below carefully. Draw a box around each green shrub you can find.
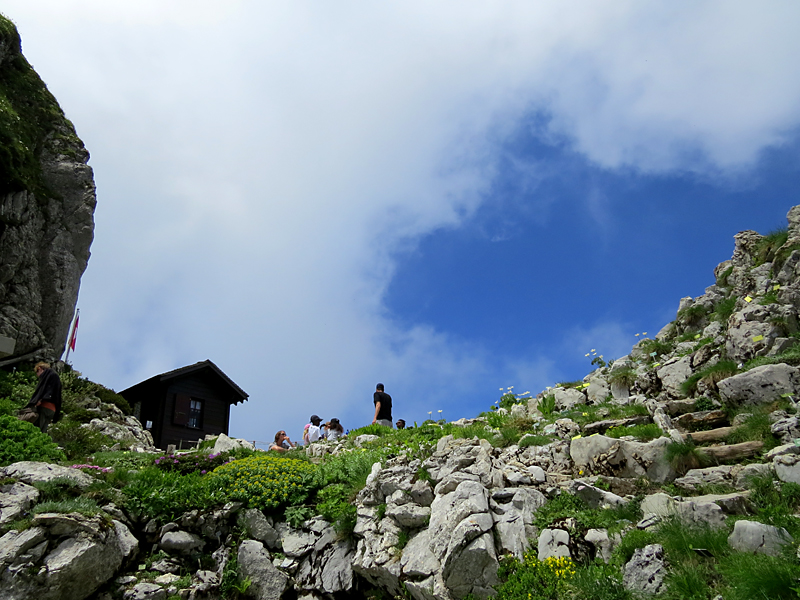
[712,296,737,323]
[64,407,98,424]
[531,493,641,534]
[316,483,357,535]
[640,339,674,361]
[47,420,113,460]
[122,467,223,522]
[153,450,231,475]
[677,304,709,325]
[494,552,575,600]
[94,387,132,415]
[34,476,82,502]
[210,454,316,512]
[753,227,788,267]
[0,415,65,466]
[608,366,637,388]
[538,395,556,415]
[716,266,734,287]
[284,505,315,528]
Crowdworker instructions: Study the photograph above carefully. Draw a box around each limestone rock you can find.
[718,364,800,406]
[238,540,289,600]
[774,453,800,484]
[537,528,570,560]
[0,481,39,527]
[159,531,204,555]
[0,22,95,359]
[657,356,693,398]
[1,461,94,488]
[570,435,675,482]
[239,509,281,550]
[728,520,794,556]
[623,544,667,595]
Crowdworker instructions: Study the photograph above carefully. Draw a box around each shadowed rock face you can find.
[0,18,95,361]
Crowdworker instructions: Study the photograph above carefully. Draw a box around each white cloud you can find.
[3,1,799,440]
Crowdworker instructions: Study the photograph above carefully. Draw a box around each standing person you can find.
[306,415,323,443]
[27,362,62,433]
[372,383,393,428]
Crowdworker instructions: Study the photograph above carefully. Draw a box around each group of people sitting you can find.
[269,414,345,452]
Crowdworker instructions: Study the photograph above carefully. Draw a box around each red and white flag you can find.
[68,310,79,351]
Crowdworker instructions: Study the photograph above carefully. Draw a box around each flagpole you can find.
[64,309,79,365]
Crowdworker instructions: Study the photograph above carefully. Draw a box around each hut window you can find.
[188,399,203,428]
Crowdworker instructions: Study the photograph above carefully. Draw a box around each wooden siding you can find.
[157,372,232,449]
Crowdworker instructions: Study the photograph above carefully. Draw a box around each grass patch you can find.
[717,552,800,600]
[531,493,642,535]
[744,340,800,370]
[712,296,737,323]
[640,339,674,362]
[608,366,637,388]
[726,410,780,450]
[665,439,710,475]
[32,496,102,517]
[605,423,662,442]
[681,360,738,396]
[677,304,709,326]
[518,434,553,448]
[753,227,789,267]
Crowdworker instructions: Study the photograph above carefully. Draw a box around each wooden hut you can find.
[120,359,248,450]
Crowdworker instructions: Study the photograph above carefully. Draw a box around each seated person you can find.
[326,418,345,441]
[270,430,296,452]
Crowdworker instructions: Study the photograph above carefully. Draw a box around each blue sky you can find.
[3,2,800,446]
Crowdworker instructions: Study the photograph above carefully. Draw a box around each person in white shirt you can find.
[305,415,323,443]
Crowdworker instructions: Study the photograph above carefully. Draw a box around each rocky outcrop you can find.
[0,17,95,361]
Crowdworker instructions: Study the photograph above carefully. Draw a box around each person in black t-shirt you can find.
[372,383,393,427]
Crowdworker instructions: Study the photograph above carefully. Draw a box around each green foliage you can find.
[538,395,556,416]
[396,530,409,550]
[640,338,674,362]
[122,467,223,523]
[32,496,102,517]
[153,450,231,475]
[753,227,789,267]
[47,420,113,460]
[660,562,714,600]
[677,329,703,342]
[681,360,738,396]
[745,473,800,537]
[717,552,800,600]
[494,553,575,600]
[744,340,800,370]
[759,291,780,305]
[0,414,65,466]
[0,369,37,416]
[712,296,737,323]
[91,450,154,470]
[716,265,734,287]
[607,366,637,388]
[655,517,731,561]
[604,423,662,442]
[677,304,710,325]
[694,397,715,411]
[316,483,357,535]
[566,561,633,600]
[531,493,642,535]
[64,407,97,424]
[210,454,316,512]
[611,528,657,564]
[219,549,252,599]
[34,476,81,502]
[94,387,132,415]
[518,434,553,448]
[284,505,315,528]
[665,439,709,475]
[726,410,780,450]
[0,16,81,198]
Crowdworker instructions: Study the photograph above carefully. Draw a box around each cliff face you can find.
[0,16,95,361]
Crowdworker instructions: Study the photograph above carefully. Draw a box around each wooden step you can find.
[682,426,735,444]
[674,409,728,432]
[702,441,764,463]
